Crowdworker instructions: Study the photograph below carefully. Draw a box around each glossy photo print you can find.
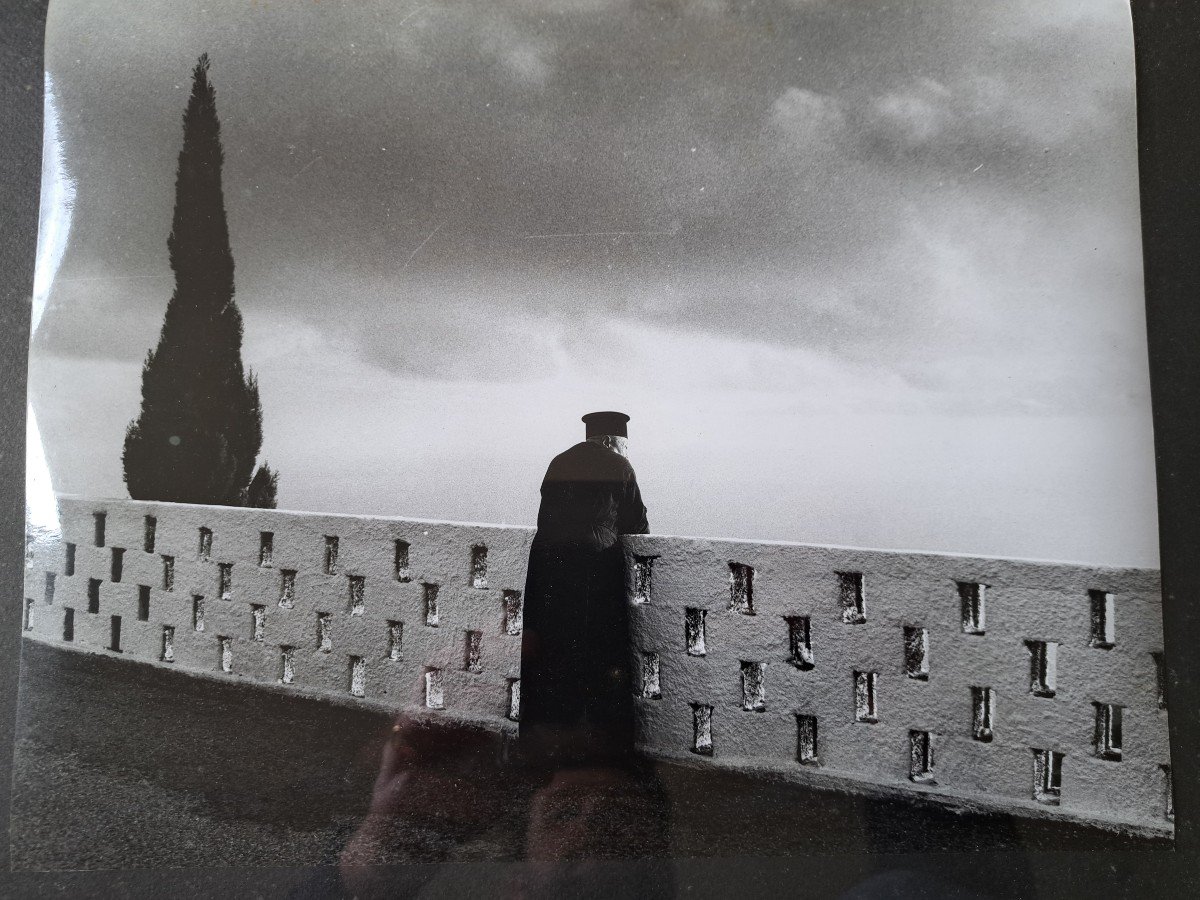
[18,0,1173,887]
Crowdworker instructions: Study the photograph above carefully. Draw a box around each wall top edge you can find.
[626,533,1160,576]
[49,494,1160,576]
[51,493,538,535]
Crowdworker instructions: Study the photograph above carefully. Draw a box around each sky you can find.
[29,0,1160,566]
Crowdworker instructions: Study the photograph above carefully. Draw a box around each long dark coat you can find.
[518,441,649,761]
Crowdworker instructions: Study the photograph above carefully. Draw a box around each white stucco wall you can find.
[22,496,1173,836]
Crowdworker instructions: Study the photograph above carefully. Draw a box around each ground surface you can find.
[9,641,1168,892]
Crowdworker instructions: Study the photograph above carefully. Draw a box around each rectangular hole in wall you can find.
[87,578,101,614]
[93,512,106,547]
[23,598,33,632]
[348,575,365,616]
[193,595,205,632]
[424,668,444,709]
[1094,702,1123,761]
[786,616,814,669]
[64,542,75,576]
[796,714,819,765]
[507,678,521,721]
[349,656,366,698]
[909,730,936,784]
[110,548,125,584]
[685,608,707,656]
[903,626,929,680]
[279,570,296,609]
[317,613,332,653]
[143,515,156,553]
[259,532,274,567]
[198,527,213,561]
[394,539,411,582]
[741,661,766,711]
[1153,652,1167,709]
[1089,590,1115,649]
[161,625,175,662]
[854,670,878,723]
[161,555,175,592]
[218,563,233,601]
[280,646,295,684]
[838,572,866,624]
[1164,765,1174,822]
[44,572,56,605]
[109,615,122,652]
[958,582,986,634]
[729,562,755,615]
[387,621,404,661]
[137,585,151,621]
[503,590,523,635]
[251,605,266,642]
[971,686,995,742]
[464,629,483,673]
[324,536,339,575]
[470,544,488,589]
[62,608,74,642]
[423,583,440,627]
[1033,749,1063,805]
[691,703,714,756]
[632,554,657,604]
[1027,640,1057,697]
[641,651,662,699]
[218,636,232,673]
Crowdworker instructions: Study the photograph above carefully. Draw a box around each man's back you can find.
[534,440,648,551]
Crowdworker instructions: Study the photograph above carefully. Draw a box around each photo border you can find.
[0,0,1197,894]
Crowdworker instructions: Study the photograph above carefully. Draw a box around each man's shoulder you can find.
[547,442,635,477]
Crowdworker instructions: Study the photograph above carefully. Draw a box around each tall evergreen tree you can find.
[123,54,263,505]
[246,463,279,509]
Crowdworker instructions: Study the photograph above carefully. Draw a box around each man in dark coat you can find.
[519,411,649,768]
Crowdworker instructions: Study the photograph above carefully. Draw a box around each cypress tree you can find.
[246,463,279,509]
[123,54,265,505]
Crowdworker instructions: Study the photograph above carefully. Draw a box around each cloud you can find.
[31,0,1154,565]
[869,79,953,148]
[771,87,846,150]
[351,301,563,381]
[474,17,556,86]
[39,0,1145,420]
[502,44,552,84]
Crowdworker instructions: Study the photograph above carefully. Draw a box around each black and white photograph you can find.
[14,0,1177,891]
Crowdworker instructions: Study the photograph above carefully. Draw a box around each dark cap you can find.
[582,410,630,438]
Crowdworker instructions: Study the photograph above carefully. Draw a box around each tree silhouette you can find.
[246,463,279,509]
[123,54,268,506]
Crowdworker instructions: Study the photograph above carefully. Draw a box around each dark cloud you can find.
[36,0,1144,414]
[28,0,1160,565]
